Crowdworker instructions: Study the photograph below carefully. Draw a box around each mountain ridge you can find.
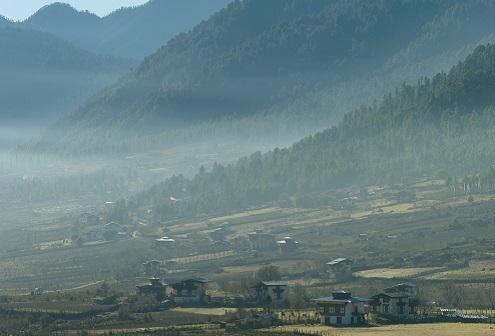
[28,0,495,156]
[18,0,232,60]
[0,27,130,127]
[135,43,495,220]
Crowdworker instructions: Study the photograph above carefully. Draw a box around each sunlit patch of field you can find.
[378,202,416,214]
[35,239,72,250]
[0,302,97,314]
[168,250,236,265]
[423,260,495,280]
[355,267,444,279]
[411,179,446,188]
[458,308,495,317]
[220,260,309,275]
[170,307,237,316]
[351,201,426,220]
[267,323,495,335]
[208,207,284,223]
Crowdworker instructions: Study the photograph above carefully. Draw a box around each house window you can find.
[336,317,342,325]
[399,305,404,314]
[329,306,335,313]
[339,306,345,314]
[384,305,389,313]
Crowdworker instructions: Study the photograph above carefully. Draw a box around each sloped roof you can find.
[314,296,370,304]
[326,258,351,265]
[261,281,289,287]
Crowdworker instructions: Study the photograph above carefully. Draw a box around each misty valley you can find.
[0,1,495,335]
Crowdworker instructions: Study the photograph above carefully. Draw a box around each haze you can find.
[0,1,494,335]
[1,0,148,20]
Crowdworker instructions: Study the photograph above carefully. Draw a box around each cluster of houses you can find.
[315,283,418,326]
[135,276,293,308]
[136,277,212,305]
[247,230,299,255]
[79,211,134,243]
[135,274,419,326]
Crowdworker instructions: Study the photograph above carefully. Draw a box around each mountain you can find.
[0,27,130,128]
[21,0,232,60]
[29,0,495,156]
[134,43,495,220]
[0,15,12,27]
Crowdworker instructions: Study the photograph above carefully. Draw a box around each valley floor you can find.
[270,323,495,336]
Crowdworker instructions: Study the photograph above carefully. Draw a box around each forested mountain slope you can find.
[29,0,495,156]
[21,0,232,60]
[133,44,495,220]
[0,27,129,126]
[0,15,12,27]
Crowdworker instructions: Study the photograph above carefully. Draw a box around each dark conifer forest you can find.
[135,44,495,220]
[24,0,495,156]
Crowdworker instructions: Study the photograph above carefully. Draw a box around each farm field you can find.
[1,174,495,334]
[423,260,495,280]
[355,267,444,279]
[268,323,495,336]
[170,307,237,316]
[2,175,495,297]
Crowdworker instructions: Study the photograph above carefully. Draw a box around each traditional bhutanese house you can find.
[255,281,289,306]
[116,231,130,239]
[248,231,275,251]
[143,260,161,275]
[276,237,299,255]
[32,287,44,295]
[326,258,353,280]
[136,278,168,301]
[209,227,229,241]
[93,295,118,305]
[341,197,358,210]
[370,283,417,318]
[170,278,210,305]
[155,236,176,247]
[314,290,369,326]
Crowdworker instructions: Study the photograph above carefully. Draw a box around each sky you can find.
[1,0,149,21]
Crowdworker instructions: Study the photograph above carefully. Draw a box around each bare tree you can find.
[289,284,308,309]
[442,282,464,308]
[256,265,281,282]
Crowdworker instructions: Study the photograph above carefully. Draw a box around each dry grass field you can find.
[170,307,237,316]
[268,323,495,336]
[169,250,236,265]
[423,260,495,280]
[355,267,444,279]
